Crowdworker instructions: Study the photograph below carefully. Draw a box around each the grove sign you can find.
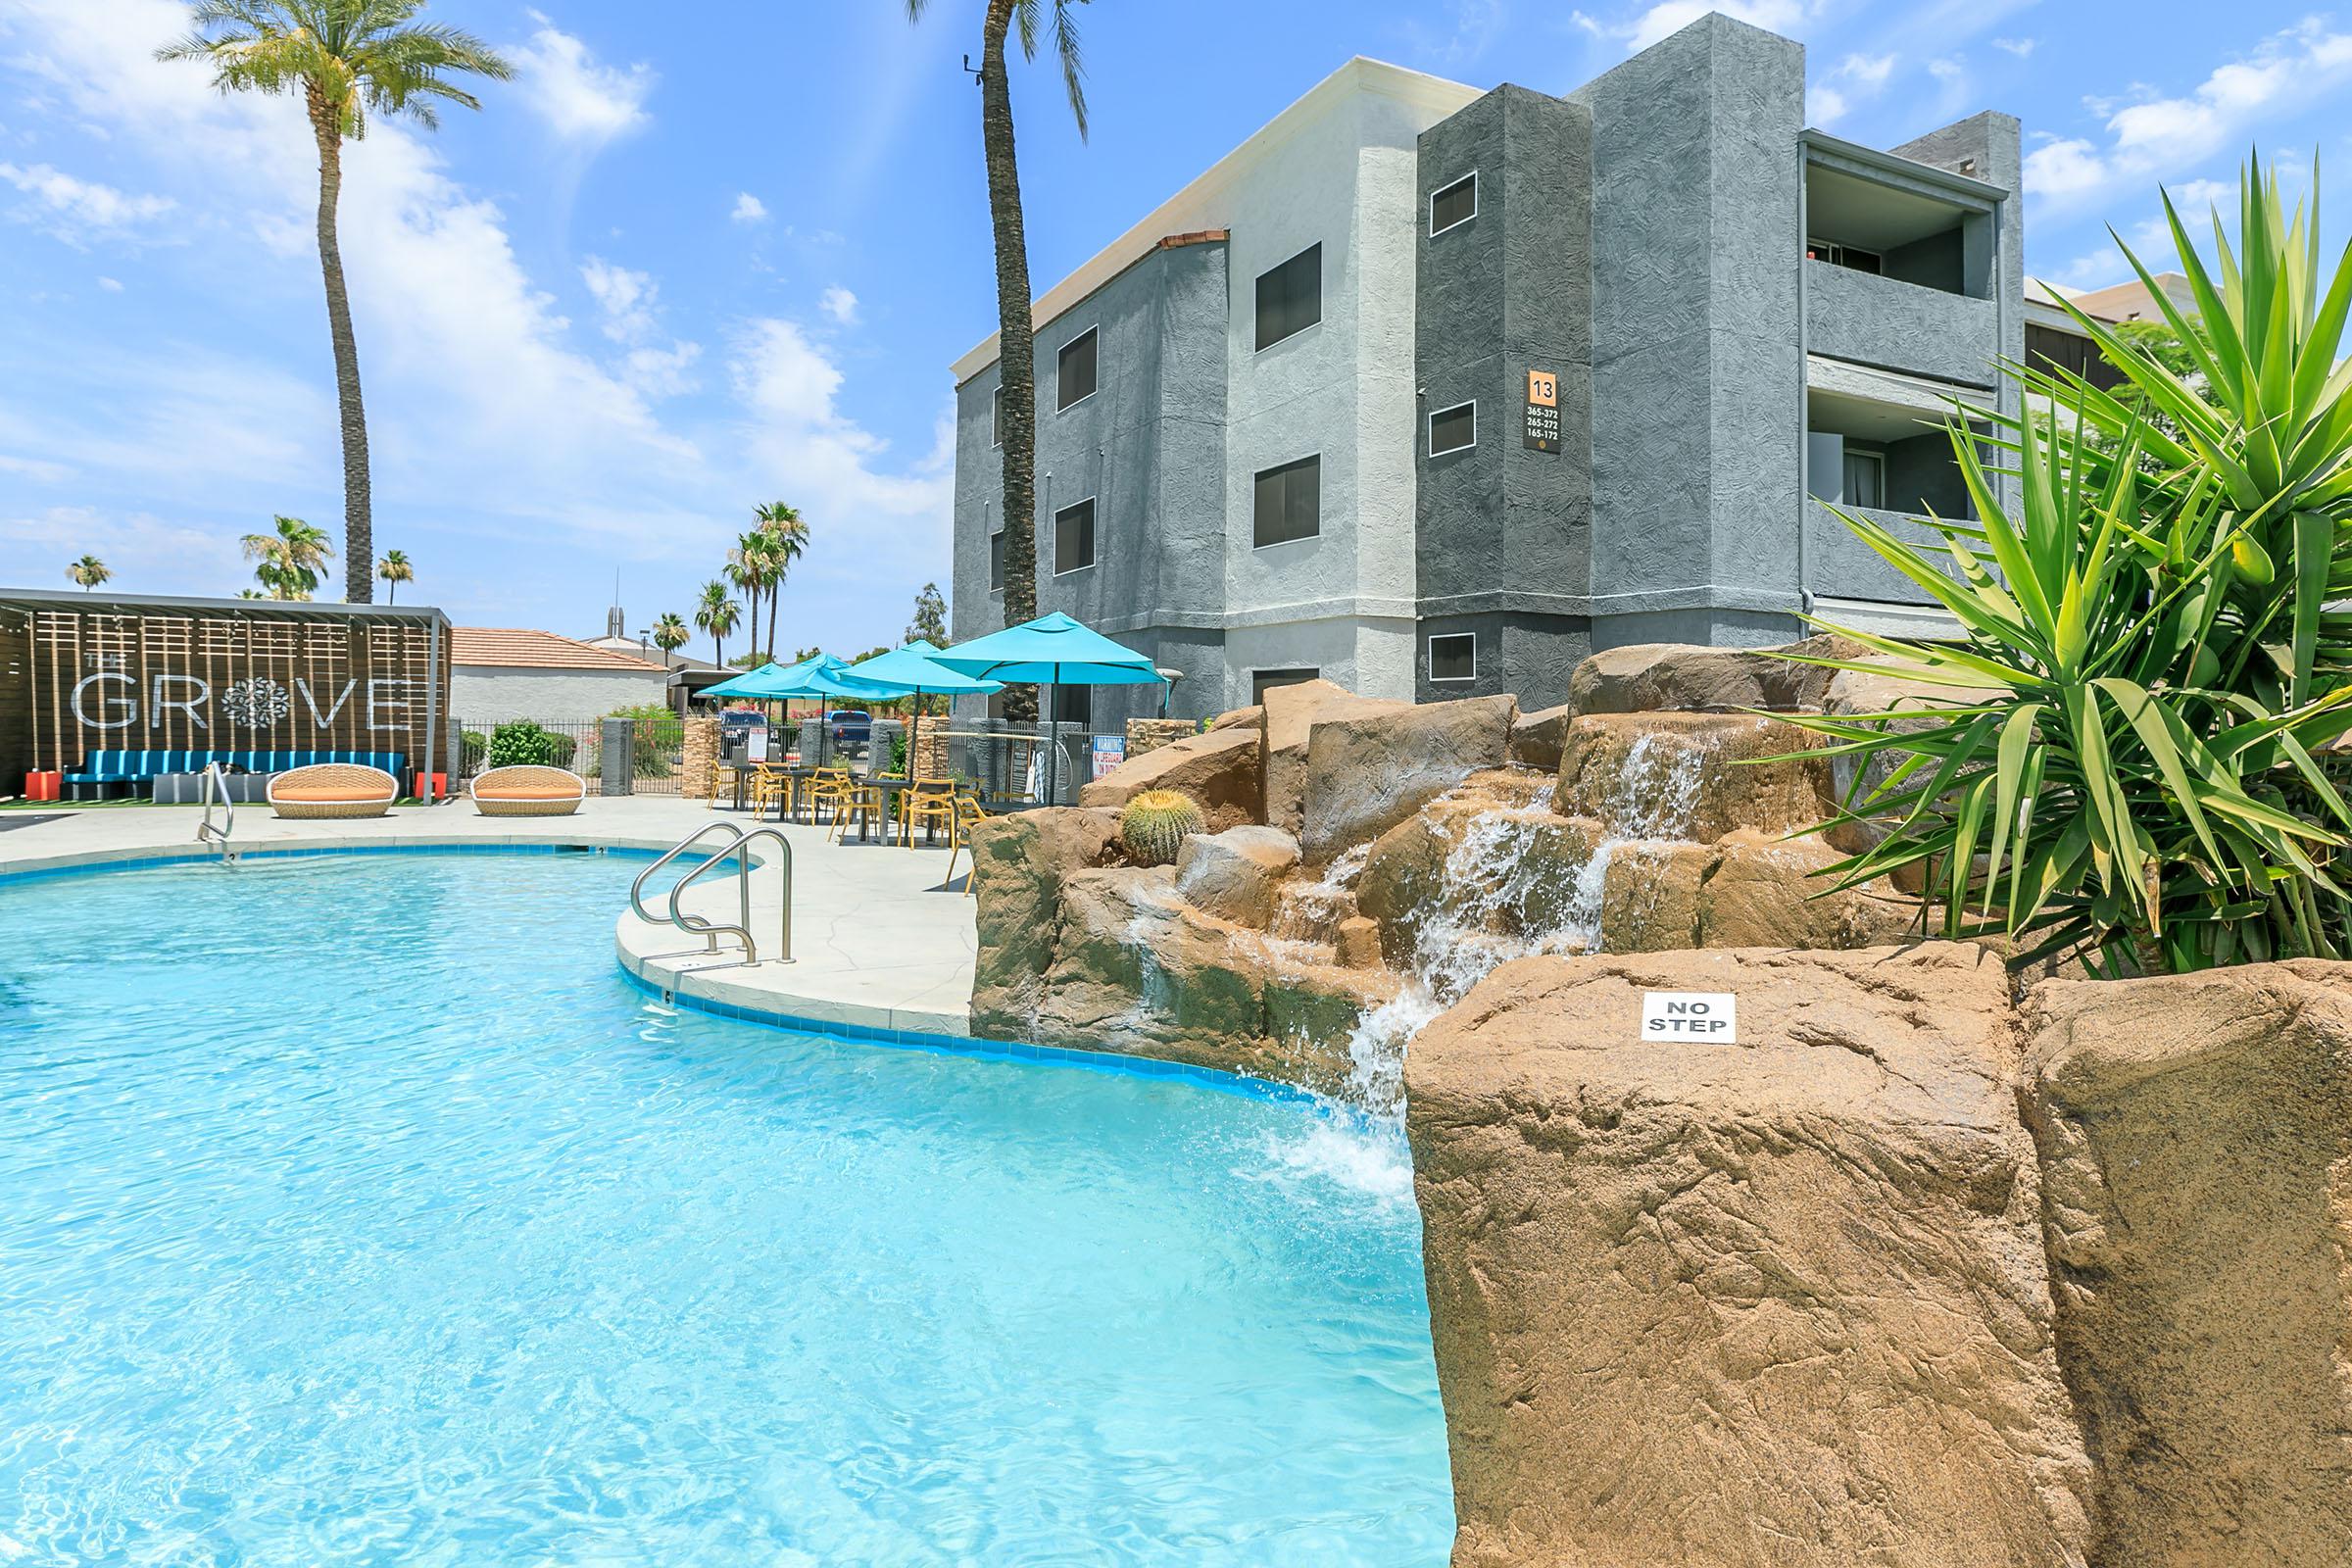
[70,671,419,734]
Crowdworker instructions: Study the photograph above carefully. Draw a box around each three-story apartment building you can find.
[949,12,2023,722]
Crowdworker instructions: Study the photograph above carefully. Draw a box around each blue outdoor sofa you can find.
[64,749,409,803]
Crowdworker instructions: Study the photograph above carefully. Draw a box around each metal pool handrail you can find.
[195,762,236,862]
[632,820,793,965]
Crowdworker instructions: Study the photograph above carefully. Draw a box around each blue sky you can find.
[1,0,2346,659]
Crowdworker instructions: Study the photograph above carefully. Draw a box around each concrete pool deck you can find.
[0,797,979,1036]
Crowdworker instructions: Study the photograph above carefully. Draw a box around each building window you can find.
[1054,497,1097,574]
[989,527,1005,592]
[1428,633,1476,684]
[1806,238,1883,275]
[1052,684,1093,728]
[1251,668,1320,705]
[1428,400,1477,457]
[1254,243,1322,352]
[991,385,1004,447]
[1842,450,1886,510]
[1430,172,1477,236]
[1056,327,1098,411]
[1251,454,1321,549]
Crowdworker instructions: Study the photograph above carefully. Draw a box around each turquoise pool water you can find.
[0,853,1450,1566]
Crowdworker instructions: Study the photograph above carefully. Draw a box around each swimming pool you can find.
[0,852,1450,1565]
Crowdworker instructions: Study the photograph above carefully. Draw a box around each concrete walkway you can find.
[0,796,979,1035]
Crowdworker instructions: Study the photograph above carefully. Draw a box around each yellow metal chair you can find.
[802,765,855,826]
[946,792,994,894]
[900,776,958,849]
[829,776,889,844]
[749,763,791,820]
[704,757,729,809]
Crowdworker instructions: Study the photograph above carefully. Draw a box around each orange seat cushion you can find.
[475,786,581,801]
[274,785,393,803]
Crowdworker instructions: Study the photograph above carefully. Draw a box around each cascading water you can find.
[1260,738,1712,1199]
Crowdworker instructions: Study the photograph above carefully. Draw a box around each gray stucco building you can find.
[950,13,2022,721]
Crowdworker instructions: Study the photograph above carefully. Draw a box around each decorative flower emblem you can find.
[220,676,291,729]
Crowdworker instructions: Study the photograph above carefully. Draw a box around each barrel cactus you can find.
[1119,789,1206,866]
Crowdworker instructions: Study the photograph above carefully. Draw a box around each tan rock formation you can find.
[1030,864,1396,1091]
[964,807,1123,1036]
[1258,678,1405,838]
[1408,943,2093,1568]
[1209,704,1263,732]
[1506,704,1570,772]
[1594,830,1918,954]
[1567,633,1867,715]
[1299,693,1518,864]
[1356,772,1597,966]
[1172,824,1300,928]
[2023,962,2352,1567]
[1078,724,1262,825]
[1334,915,1382,970]
[1556,711,1834,844]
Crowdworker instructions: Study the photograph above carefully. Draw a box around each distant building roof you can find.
[450,626,663,671]
[2042,271,2196,325]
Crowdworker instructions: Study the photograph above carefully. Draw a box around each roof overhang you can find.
[0,588,451,627]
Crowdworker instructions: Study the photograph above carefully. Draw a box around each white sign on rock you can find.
[1641,991,1738,1042]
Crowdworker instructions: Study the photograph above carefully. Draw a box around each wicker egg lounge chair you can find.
[268,762,400,820]
[468,764,587,817]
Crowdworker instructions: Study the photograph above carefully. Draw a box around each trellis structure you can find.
[0,590,453,791]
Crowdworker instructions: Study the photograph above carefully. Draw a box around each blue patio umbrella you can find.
[833,641,1004,782]
[700,655,826,701]
[932,612,1166,802]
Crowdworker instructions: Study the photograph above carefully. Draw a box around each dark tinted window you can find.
[1054,498,1096,574]
[990,385,1004,445]
[989,527,1005,592]
[2026,322,2129,391]
[1430,173,1476,234]
[1250,668,1319,705]
[1251,455,1321,548]
[1254,244,1321,351]
[1429,401,1476,456]
[1056,328,1097,410]
[1429,633,1475,683]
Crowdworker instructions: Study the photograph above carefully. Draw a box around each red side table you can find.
[413,770,449,802]
[24,770,60,803]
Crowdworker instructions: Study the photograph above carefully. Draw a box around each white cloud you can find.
[0,453,72,483]
[1810,51,1894,126]
[2,504,246,594]
[1811,86,1849,126]
[2025,17,2352,204]
[1993,36,2036,58]
[97,275,122,292]
[0,160,173,238]
[1599,0,1813,52]
[731,191,768,224]
[819,285,858,324]
[580,256,658,343]
[510,15,653,148]
[1840,53,1894,89]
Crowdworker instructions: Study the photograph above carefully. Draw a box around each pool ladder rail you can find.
[195,761,238,864]
[631,820,794,966]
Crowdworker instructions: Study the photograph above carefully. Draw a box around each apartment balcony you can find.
[1805,259,2000,388]
[1805,498,1979,609]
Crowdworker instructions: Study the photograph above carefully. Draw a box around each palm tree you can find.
[652,612,689,668]
[726,531,780,664]
[376,547,413,603]
[904,0,1088,723]
[159,2,512,603]
[752,501,808,662]
[242,514,335,600]
[66,555,111,591]
[694,580,741,668]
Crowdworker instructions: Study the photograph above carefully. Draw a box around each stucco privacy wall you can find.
[1413,85,1592,704]
[449,666,666,726]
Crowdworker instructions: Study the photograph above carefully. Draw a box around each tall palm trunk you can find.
[307,83,373,604]
[766,586,779,665]
[979,0,1038,722]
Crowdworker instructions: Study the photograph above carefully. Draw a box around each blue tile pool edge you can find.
[2,841,1339,1115]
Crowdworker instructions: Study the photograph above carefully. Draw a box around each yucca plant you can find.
[1119,789,1205,867]
[1781,152,2352,977]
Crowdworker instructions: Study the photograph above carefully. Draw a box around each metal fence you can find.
[456,716,688,796]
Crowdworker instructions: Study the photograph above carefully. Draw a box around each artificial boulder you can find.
[1506,704,1571,773]
[2024,962,2352,1568]
[1027,863,1395,1090]
[1407,942,2092,1568]
[1208,704,1262,732]
[1567,633,1866,715]
[964,807,1123,1035]
[1298,693,1517,864]
[1355,772,1595,967]
[1172,824,1300,928]
[1556,711,1833,844]
[1258,678,1405,838]
[1077,723,1262,828]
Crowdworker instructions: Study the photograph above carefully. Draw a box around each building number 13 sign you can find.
[1523,368,1561,454]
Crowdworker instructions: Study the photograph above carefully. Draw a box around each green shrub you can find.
[487,719,561,769]
[1119,789,1205,867]
[602,702,681,779]
[1781,154,2352,976]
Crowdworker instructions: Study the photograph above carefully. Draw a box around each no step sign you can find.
[1642,991,1738,1042]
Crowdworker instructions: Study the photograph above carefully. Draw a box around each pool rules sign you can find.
[1642,991,1738,1042]
[1523,368,1562,453]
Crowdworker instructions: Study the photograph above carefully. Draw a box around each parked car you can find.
[827,709,872,756]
